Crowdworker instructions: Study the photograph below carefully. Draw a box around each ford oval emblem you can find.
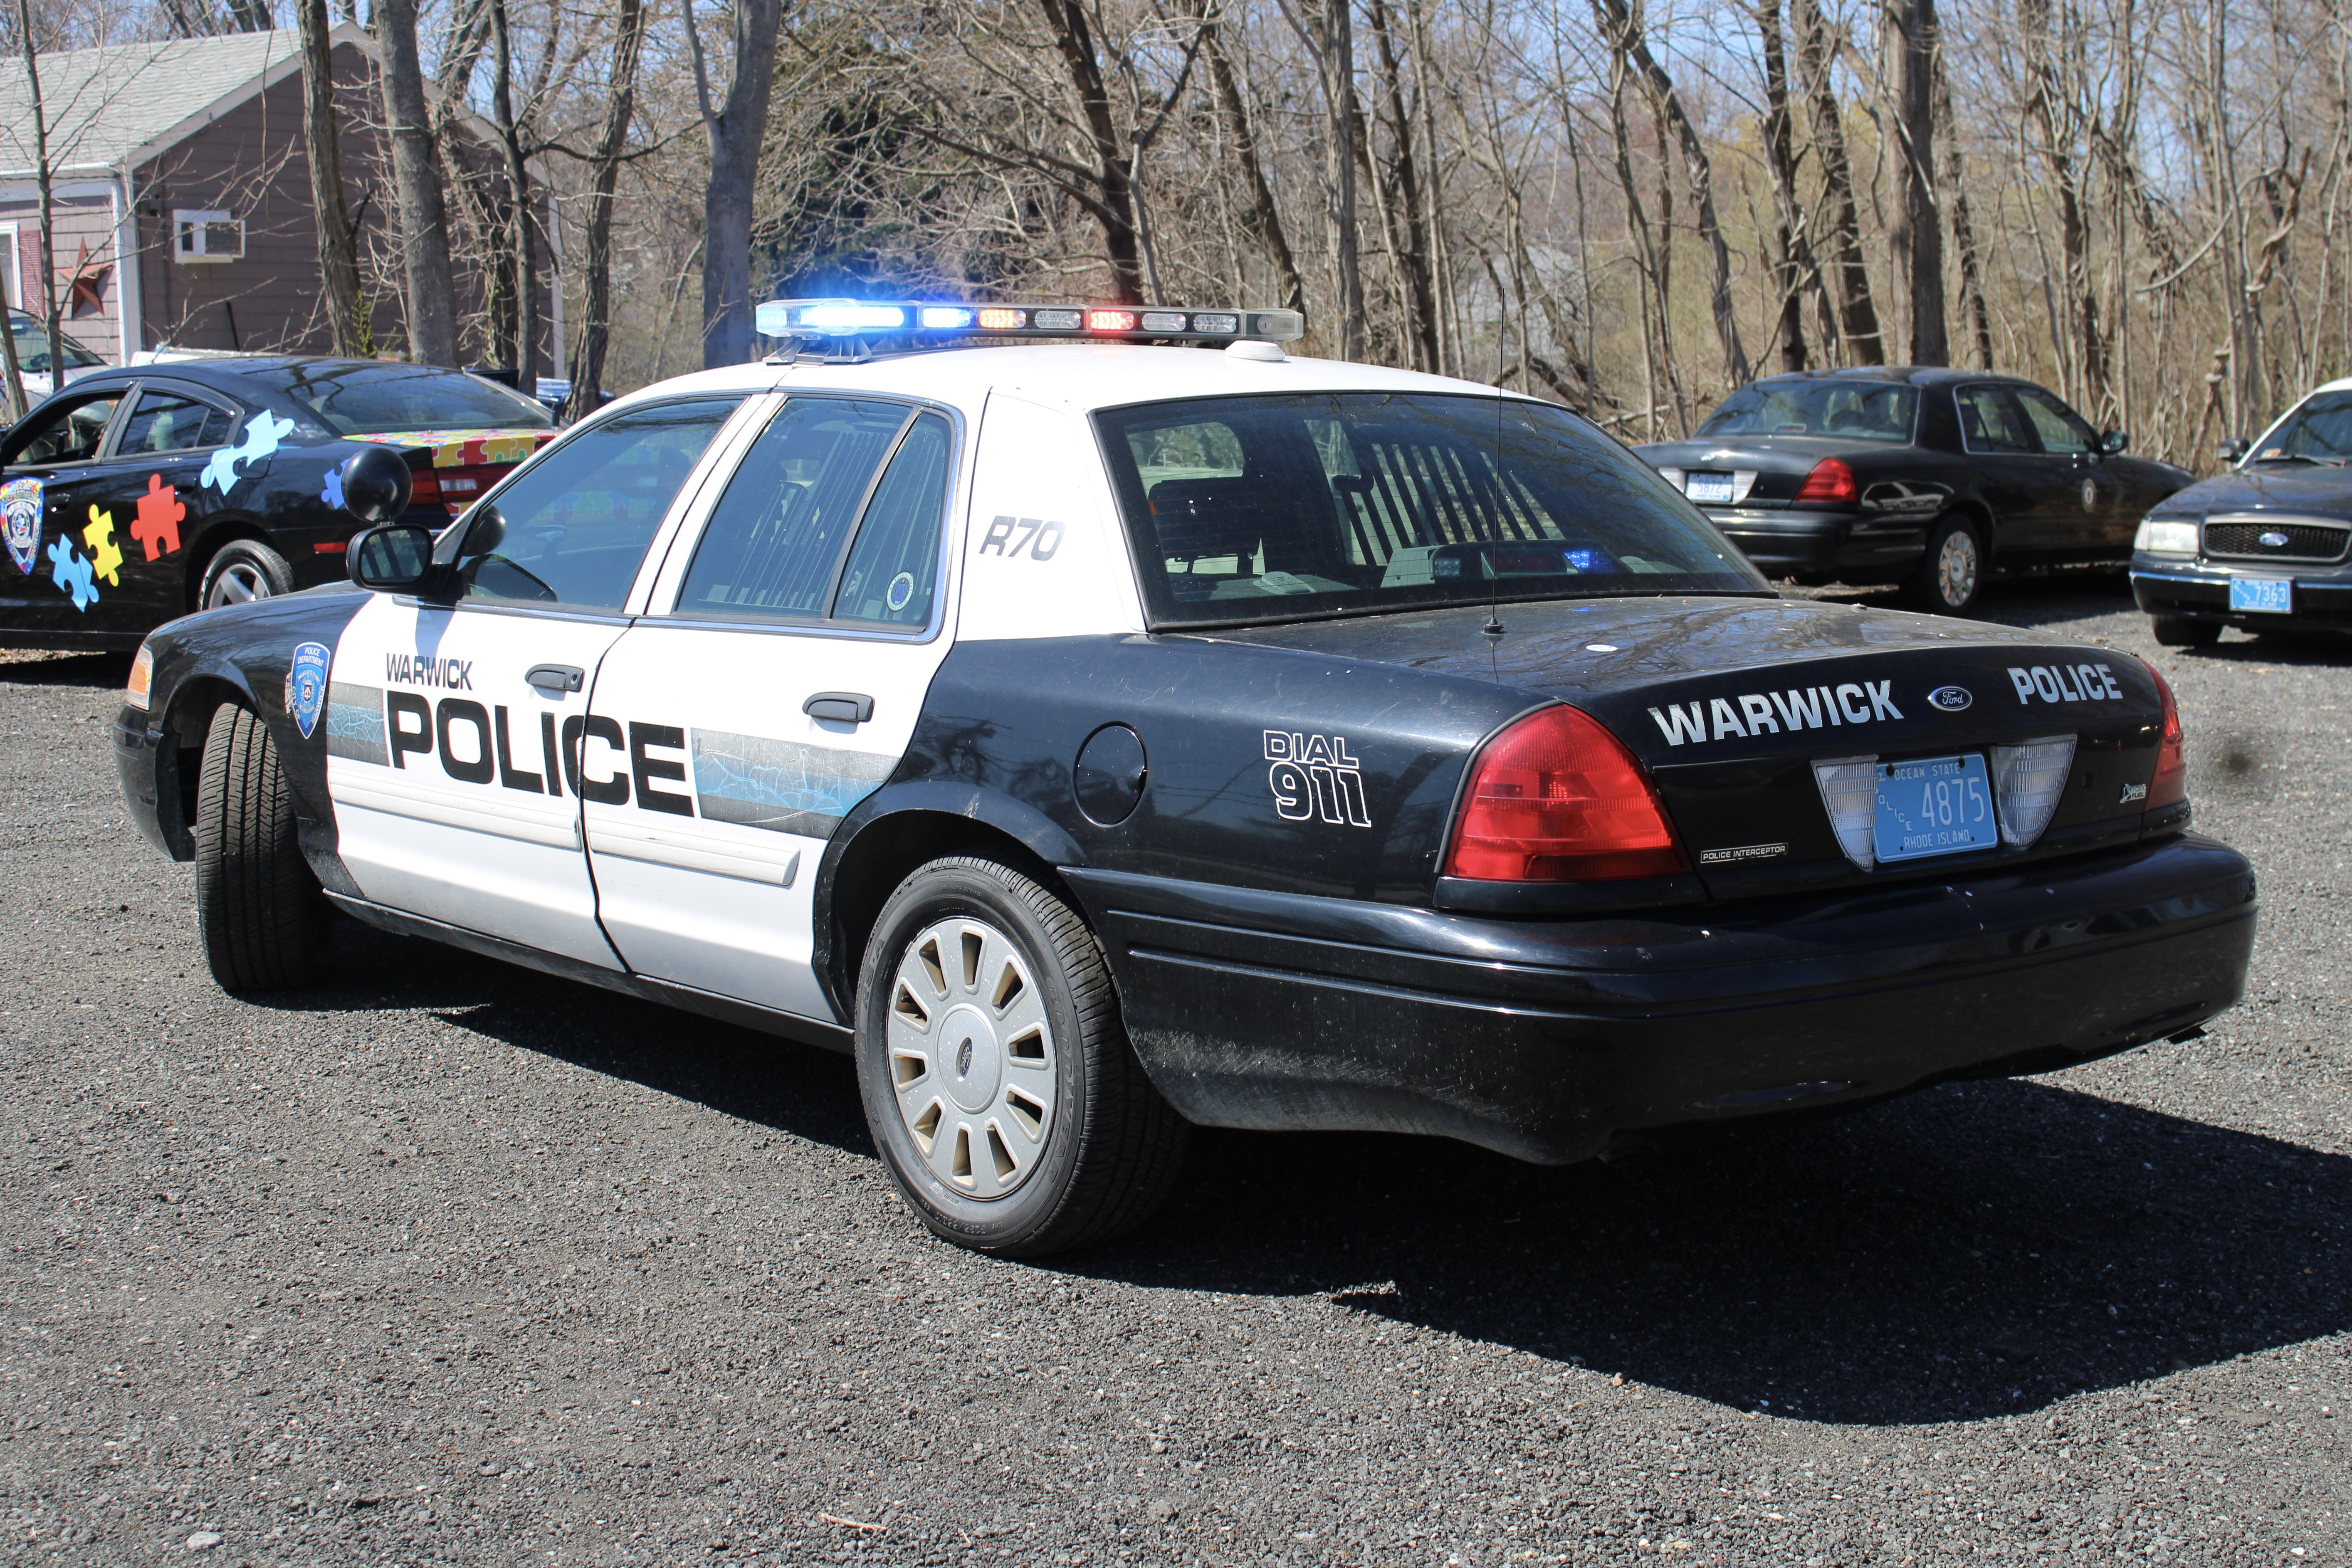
[2259,529,2291,548]
[1928,685,1972,712]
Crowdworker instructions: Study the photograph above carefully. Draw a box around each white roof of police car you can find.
[600,344,1532,422]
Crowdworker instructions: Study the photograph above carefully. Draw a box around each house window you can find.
[172,210,242,264]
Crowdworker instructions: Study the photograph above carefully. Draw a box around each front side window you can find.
[6,393,124,466]
[2013,387,2095,455]
[119,389,236,455]
[1099,393,1764,628]
[675,398,922,623]
[2252,391,2352,464]
[1695,380,1918,444]
[447,397,741,610]
[1955,386,2034,454]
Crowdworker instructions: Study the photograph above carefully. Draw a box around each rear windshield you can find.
[1696,380,1918,444]
[268,361,553,435]
[1097,392,1764,627]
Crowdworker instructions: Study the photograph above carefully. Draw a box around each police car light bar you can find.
[755,297,1304,344]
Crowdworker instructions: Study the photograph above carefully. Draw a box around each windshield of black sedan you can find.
[2254,391,2352,464]
[1098,392,1763,627]
[272,361,554,435]
[1696,380,1919,444]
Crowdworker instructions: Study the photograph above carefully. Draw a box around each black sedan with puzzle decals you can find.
[0,355,555,649]
[109,306,2256,1257]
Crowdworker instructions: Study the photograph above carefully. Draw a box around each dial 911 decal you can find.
[1264,730,1372,826]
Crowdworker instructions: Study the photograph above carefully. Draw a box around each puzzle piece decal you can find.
[321,459,347,511]
[129,474,184,561]
[199,410,295,495]
[82,505,121,585]
[47,533,96,610]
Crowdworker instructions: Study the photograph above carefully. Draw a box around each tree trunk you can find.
[1034,0,1145,305]
[1311,0,1365,358]
[1932,30,1992,369]
[2019,0,2102,407]
[688,0,786,365]
[1594,0,1749,388]
[487,0,538,388]
[1888,0,1947,364]
[1792,0,1882,363]
[16,0,63,377]
[374,0,459,367]
[1365,0,1438,371]
[294,0,368,356]
[567,0,645,422]
[1754,0,1811,373]
[1203,21,1304,312]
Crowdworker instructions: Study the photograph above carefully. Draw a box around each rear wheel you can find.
[198,538,293,612]
[1905,514,1986,615]
[195,703,332,991]
[2151,614,2221,648]
[854,854,1188,1257]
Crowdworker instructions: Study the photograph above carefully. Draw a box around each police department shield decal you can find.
[1,477,41,575]
[285,641,330,739]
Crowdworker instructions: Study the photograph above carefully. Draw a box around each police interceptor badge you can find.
[285,642,330,739]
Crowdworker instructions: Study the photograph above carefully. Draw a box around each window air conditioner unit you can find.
[173,210,242,264]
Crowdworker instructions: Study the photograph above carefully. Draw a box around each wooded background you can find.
[13,0,2343,464]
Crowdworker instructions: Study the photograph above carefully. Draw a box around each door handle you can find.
[803,691,873,724]
[525,664,584,694]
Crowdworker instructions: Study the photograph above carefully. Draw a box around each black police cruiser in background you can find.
[2130,378,2352,643]
[1636,368,2190,615]
[0,356,554,650]
[111,301,2257,1256]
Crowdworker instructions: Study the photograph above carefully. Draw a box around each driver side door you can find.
[0,387,130,637]
[322,395,751,965]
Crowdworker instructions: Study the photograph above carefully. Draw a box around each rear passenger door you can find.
[88,380,241,627]
[324,395,749,966]
[583,394,960,1021]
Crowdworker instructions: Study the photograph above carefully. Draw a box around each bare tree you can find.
[685,0,785,366]
[565,0,646,418]
[1794,0,1883,363]
[486,0,539,385]
[374,0,459,365]
[294,0,367,354]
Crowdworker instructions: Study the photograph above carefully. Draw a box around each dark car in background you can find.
[2130,376,2352,644]
[1634,368,2191,615]
[0,356,556,650]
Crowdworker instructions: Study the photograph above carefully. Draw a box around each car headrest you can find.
[1147,477,1275,561]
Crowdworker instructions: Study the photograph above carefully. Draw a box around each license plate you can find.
[2228,577,2293,614]
[1874,754,1998,864]
[1685,472,1735,504]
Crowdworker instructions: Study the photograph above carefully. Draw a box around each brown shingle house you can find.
[0,26,555,367]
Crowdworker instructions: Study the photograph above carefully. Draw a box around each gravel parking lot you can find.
[3,574,2345,1567]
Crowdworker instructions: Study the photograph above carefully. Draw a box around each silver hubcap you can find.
[205,560,273,609]
[887,916,1055,1200]
[1936,528,1979,607]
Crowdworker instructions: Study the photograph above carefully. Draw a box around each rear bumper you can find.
[2131,560,2352,633]
[1706,508,1923,582]
[1066,833,2257,1164]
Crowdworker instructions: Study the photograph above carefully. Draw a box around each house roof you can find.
[0,25,368,180]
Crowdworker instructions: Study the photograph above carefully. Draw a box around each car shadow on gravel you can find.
[1067,1079,2348,1428]
[0,649,133,686]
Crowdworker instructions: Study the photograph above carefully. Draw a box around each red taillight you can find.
[2144,658,2187,810]
[1792,457,1859,505]
[432,463,510,516]
[406,465,442,512]
[1445,705,1688,882]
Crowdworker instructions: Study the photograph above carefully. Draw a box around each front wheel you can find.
[195,703,332,991]
[1905,514,1986,615]
[854,854,1188,1257]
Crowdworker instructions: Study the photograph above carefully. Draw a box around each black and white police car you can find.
[114,299,2258,1257]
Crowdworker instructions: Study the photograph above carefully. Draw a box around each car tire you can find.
[1905,514,1986,616]
[198,538,293,612]
[195,703,332,992]
[854,854,1188,1257]
[2151,614,2221,648]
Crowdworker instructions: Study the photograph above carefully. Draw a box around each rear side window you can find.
[448,397,741,610]
[119,389,235,454]
[1099,392,1762,627]
[676,398,934,625]
[832,414,951,627]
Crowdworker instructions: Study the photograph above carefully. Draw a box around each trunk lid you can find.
[1214,595,2173,901]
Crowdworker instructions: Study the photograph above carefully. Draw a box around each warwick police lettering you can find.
[1647,679,1902,746]
[2008,663,2124,704]
[385,652,474,689]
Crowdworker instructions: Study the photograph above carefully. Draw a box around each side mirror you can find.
[348,523,442,594]
[2216,437,2248,464]
[334,444,413,524]
[2099,429,2129,456]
